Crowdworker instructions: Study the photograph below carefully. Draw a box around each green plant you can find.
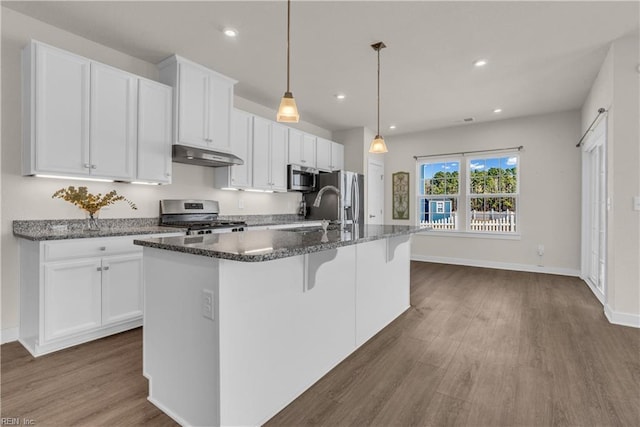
[52,186,137,216]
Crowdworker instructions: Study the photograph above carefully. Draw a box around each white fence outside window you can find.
[420,210,516,232]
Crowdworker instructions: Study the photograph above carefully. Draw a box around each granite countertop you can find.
[134,224,424,262]
[13,218,186,241]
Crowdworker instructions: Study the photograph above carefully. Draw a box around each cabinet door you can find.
[177,62,209,147]
[316,137,332,171]
[331,142,344,171]
[208,74,233,152]
[302,133,317,167]
[90,63,137,180]
[102,253,143,325]
[43,258,102,342]
[229,110,253,188]
[252,116,272,190]
[270,122,289,191]
[138,79,172,183]
[288,128,304,165]
[33,43,90,176]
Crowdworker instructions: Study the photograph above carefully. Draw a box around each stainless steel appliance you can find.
[303,171,364,225]
[287,164,318,192]
[160,199,247,235]
[172,144,244,168]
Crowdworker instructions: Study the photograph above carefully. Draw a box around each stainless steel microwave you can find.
[287,164,318,192]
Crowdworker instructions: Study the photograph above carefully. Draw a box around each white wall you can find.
[581,34,640,326]
[0,8,332,337]
[384,111,582,274]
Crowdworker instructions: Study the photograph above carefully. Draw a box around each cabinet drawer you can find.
[44,236,141,261]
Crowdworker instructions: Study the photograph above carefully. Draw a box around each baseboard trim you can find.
[147,396,191,427]
[604,305,640,328]
[410,254,581,277]
[1,327,19,344]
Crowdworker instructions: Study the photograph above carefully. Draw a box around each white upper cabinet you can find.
[252,116,288,192]
[90,63,137,180]
[158,55,237,153]
[22,41,171,184]
[215,109,253,189]
[316,138,344,172]
[332,141,344,171]
[270,123,288,191]
[23,42,90,176]
[288,129,316,167]
[137,79,173,183]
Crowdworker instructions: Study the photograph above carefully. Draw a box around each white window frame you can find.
[465,153,520,235]
[416,156,460,231]
[416,151,521,238]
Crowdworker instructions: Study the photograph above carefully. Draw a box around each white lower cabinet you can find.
[43,258,102,341]
[101,253,144,325]
[19,233,181,357]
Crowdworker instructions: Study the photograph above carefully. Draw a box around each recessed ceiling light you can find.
[389,125,396,130]
[473,59,488,67]
[493,108,502,113]
[223,28,238,38]
[335,93,346,100]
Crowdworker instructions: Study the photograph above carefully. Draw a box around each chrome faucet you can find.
[313,185,340,207]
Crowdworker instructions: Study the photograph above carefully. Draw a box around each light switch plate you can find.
[633,196,640,211]
[202,289,214,320]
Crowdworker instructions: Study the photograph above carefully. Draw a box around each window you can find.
[417,153,519,234]
[468,155,518,233]
[418,160,459,230]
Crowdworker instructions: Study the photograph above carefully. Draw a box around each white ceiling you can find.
[4,1,639,135]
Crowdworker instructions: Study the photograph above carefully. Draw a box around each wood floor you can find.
[2,262,639,426]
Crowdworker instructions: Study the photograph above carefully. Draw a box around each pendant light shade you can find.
[369,41,388,154]
[277,91,299,123]
[370,135,388,153]
[277,0,299,123]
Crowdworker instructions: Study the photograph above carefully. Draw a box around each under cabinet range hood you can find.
[172,144,244,167]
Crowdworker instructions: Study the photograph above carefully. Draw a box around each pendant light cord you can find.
[377,46,380,136]
[286,0,291,93]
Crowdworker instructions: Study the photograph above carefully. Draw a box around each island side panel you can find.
[143,247,221,427]
[217,246,357,426]
[356,236,411,347]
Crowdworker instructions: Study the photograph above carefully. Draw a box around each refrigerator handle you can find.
[352,173,360,225]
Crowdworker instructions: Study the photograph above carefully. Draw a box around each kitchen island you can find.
[134,224,422,426]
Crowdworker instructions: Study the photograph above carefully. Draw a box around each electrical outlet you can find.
[238,198,244,210]
[202,289,214,320]
[537,244,545,256]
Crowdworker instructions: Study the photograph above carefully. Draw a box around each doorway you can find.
[367,160,384,224]
[581,119,607,303]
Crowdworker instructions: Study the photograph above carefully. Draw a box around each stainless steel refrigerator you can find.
[304,171,365,225]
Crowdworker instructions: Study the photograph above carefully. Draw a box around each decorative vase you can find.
[85,212,100,231]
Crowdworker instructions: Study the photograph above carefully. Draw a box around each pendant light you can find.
[277,0,300,123]
[369,41,388,153]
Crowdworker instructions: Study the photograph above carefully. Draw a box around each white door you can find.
[43,259,102,342]
[582,119,607,301]
[34,43,90,175]
[137,79,172,183]
[270,122,289,191]
[177,62,209,147]
[208,74,233,152]
[252,116,271,190]
[229,109,253,188]
[367,160,384,224]
[90,62,137,180]
[102,253,144,325]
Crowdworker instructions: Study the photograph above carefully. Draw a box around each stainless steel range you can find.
[160,199,246,235]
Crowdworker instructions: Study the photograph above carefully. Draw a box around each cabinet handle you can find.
[99,246,106,251]
[103,266,110,271]
[97,267,102,271]
[301,160,306,163]
[83,163,91,169]
[165,172,171,177]
[91,164,97,169]
[205,138,213,142]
